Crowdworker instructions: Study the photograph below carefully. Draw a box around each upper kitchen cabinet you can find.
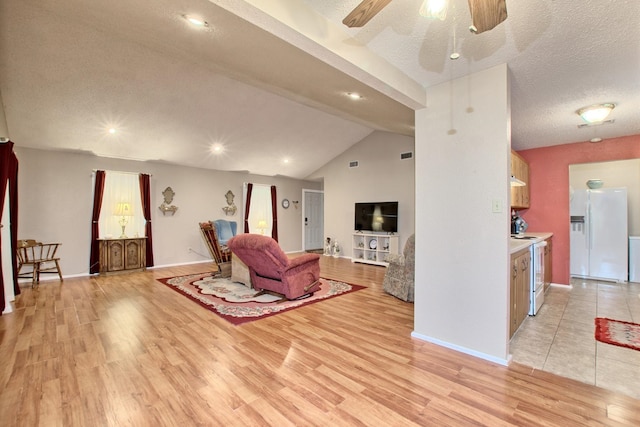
[511,150,530,209]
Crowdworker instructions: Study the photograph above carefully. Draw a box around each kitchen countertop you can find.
[510,232,553,254]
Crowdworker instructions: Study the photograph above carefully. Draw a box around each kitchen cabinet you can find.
[99,237,146,274]
[544,236,552,293]
[511,150,530,209]
[510,247,531,338]
[352,233,398,266]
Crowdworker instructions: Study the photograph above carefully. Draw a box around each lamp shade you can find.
[113,202,133,216]
[577,103,615,124]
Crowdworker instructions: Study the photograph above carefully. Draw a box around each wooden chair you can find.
[199,221,232,277]
[16,239,63,287]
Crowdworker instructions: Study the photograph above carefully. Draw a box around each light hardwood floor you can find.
[1,257,639,426]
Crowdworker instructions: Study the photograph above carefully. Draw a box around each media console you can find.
[351,232,399,266]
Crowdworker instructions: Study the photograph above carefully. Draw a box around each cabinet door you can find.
[510,255,519,338]
[107,240,125,272]
[124,239,144,270]
[510,151,530,209]
[510,250,531,337]
[518,253,531,326]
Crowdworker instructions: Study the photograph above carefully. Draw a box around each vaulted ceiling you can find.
[1,0,638,179]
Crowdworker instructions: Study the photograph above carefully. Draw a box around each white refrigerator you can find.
[570,187,628,282]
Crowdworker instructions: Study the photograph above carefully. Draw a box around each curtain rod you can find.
[92,169,152,176]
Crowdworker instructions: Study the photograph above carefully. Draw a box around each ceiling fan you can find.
[342,0,507,34]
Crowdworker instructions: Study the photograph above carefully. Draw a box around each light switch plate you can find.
[492,199,503,213]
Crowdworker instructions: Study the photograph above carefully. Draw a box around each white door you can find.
[303,190,323,250]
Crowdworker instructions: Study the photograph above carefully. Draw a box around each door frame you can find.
[301,189,324,251]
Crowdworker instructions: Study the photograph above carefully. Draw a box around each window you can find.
[99,172,145,239]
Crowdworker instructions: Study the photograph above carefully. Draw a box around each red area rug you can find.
[157,273,365,325]
[595,317,640,352]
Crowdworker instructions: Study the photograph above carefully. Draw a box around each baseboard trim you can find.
[411,331,510,366]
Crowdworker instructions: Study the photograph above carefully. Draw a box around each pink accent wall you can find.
[518,134,640,285]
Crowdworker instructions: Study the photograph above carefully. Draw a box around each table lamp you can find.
[257,219,267,235]
[113,202,133,238]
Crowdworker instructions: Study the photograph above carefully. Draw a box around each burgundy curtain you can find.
[243,183,253,233]
[270,185,278,242]
[89,170,105,274]
[138,173,154,267]
[0,141,20,313]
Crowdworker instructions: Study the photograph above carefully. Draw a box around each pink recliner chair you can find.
[227,234,321,300]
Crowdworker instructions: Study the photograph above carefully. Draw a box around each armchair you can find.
[383,234,415,302]
[17,239,63,286]
[227,234,321,300]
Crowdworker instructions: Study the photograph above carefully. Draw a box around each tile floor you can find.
[510,278,640,400]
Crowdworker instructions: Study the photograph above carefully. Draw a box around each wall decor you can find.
[159,186,178,215]
[222,190,237,216]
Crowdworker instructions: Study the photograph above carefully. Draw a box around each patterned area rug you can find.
[157,273,365,325]
[595,317,640,352]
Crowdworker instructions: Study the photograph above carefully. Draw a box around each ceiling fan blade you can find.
[467,0,507,34]
[342,0,392,28]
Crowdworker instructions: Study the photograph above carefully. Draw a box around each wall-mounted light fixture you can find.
[510,176,526,187]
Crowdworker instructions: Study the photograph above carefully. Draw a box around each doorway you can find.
[569,159,640,282]
[302,189,324,251]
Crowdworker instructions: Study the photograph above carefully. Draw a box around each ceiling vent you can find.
[349,160,359,168]
[400,151,413,160]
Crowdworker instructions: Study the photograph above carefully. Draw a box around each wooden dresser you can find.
[99,237,147,274]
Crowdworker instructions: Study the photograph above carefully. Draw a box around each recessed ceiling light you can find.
[108,128,117,134]
[210,144,223,154]
[183,14,209,28]
[283,158,290,164]
[347,92,363,100]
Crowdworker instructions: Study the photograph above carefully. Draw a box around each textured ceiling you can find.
[302,0,640,149]
[1,0,638,179]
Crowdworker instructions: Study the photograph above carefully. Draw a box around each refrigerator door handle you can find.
[587,201,592,251]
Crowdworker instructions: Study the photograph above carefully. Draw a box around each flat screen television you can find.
[354,202,398,233]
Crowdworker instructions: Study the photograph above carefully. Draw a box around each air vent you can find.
[400,151,413,160]
[349,160,359,168]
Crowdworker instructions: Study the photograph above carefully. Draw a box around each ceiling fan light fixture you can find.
[419,0,448,21]
[183,14,209,28]
[576,103,615,124]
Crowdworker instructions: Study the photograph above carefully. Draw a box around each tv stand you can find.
[351,232,399,266]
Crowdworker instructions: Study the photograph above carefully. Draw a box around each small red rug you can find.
[594,317,640,352]
[157,273,365,325]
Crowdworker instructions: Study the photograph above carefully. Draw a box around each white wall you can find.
[308,131,415,255]
[14,147,321,278]
[570,159,640,234]
[413,64,511,364]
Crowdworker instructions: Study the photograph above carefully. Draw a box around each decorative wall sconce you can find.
[222,190,237,216]
[159,186,178,216]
